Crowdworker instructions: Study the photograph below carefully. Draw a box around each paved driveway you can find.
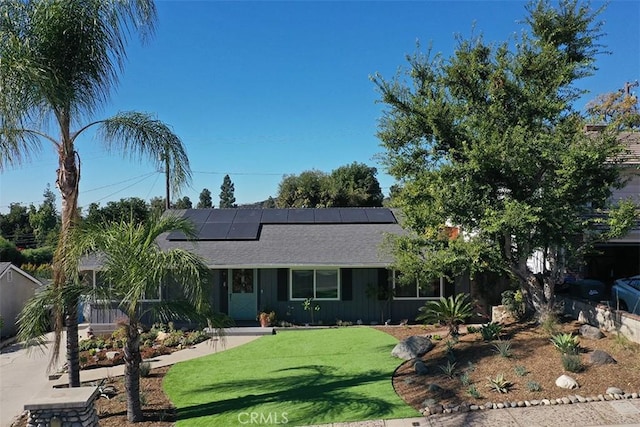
[0,333,66,427]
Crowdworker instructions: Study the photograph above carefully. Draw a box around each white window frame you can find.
[289,268,341,301]
[392,272,444,300]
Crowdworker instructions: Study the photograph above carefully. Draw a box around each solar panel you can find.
[287,209,315,223]
[313,208,342,223]
[166,231,188,240]
[181,209,212,224]
[234,209,263,223]
[226,222,260,239]
[364,208,397,223]
[205,209,237,223]
[198,223,232,240]
[339,208,368,223]
[260,209,289,223]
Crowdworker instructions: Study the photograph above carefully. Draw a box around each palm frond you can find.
[97,112,192,194]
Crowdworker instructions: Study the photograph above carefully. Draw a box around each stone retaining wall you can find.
[560,296,640,344]
[24,386,99,427]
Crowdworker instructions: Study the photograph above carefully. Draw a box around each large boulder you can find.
[579,324,604,340]
[391,336,434,360]
[589,349,617,365]
[556,374,579,389]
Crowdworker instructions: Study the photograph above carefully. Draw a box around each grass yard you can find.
[163,327,420,426]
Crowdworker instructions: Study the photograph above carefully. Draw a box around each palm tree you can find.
[416,293,474,336]
[1,0,191,386]
[67,214,213,422]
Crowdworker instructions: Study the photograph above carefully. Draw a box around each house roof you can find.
[618,131,640,165]
[0,262,42,285]
[154,208,405,268]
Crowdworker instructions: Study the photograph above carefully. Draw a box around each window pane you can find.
[232,269,253,293]
[395,280,417,298]
[292,270,313,299]
[316,270,338,299]
[419,279,440,297]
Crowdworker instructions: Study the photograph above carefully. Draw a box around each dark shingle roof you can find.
[157,208,404,267]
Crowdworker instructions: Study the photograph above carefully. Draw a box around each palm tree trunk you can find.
[65,305,80,387]
[125,322,143,422]
[55,143,82,387]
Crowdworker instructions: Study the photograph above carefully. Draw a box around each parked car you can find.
[611,275,640,315]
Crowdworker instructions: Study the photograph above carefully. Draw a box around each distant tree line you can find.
[1,162,386,259]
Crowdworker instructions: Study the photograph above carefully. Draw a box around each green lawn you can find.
[163,327,419,426]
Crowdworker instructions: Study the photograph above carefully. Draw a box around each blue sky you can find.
[1,0,638,213]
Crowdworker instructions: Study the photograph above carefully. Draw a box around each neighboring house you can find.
[80,208,470,325]
[0,262,42,338]
[584,131,640,285]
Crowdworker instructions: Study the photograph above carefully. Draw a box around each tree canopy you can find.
[276,162,384,208]
[372,0,636,316]
[219,174,236,208]
[1,0,192,387]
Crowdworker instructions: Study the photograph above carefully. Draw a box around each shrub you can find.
[526,380,542,392]
[184,330,209,346]
[466,325,479,334]
[79,338,99,352]
[416,293,474,336]
[438,361,457,378]
[561,354,584,372]
[467,385,481,399]
[460,372,472,386]
[21,246,54,265]
[514,365,528,376]
[19,262,52,280]
[162,331,184,347]
[501,289,526,320]
[140,361,152,377]
[492,340,513,358]
[480,322,503,341]
[550,333,580,355]
[486,373,512,393]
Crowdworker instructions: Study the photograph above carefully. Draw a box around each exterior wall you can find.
[0,268,41,338]
[256,267,468,326]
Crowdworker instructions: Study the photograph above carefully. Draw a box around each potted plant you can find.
[258,310,276,327]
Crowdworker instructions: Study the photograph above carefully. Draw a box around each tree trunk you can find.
[125,321,143,422]
[55,139,82,387]
[65,305,80,387]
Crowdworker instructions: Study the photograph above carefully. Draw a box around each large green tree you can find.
[276,163,384,208]
[28,184,60,247]
[84,197,150,227]
[197,188,213,208]
[372,0,636,317]
[1,0,191,387]
[219,174,236,208]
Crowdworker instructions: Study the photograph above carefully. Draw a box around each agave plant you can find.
[486,373,513,393]
[550,333,580,355]
[416,293,473,336]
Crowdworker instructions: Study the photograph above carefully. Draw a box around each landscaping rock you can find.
[589,350,617,365]
[414,360,429,375]
[391,336,434,360]
[607,387,623,395]
[579,324,604,340]
[556,375,579,389]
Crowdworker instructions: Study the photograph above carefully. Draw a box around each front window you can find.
[393,272,443,299]
[291,269,339,300]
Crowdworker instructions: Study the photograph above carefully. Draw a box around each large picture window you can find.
[393,272,443,299]
[291,268,339,300]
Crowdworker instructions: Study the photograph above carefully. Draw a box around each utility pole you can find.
[165,154,170,210]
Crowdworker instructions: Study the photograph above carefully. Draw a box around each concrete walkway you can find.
[304,399,640,426]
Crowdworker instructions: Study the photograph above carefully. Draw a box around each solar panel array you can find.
[166,208,397,241]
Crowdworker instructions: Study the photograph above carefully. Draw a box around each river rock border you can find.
[420,390,640,416]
